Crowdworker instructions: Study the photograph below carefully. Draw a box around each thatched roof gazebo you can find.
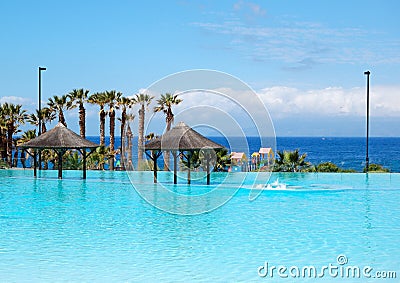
[19,122,99,179]
[144,121,224,185]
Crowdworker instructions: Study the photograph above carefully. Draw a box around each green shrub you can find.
[316,162,340,172]
[363,163,389,173]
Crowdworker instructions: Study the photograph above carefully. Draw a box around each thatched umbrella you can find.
[19,122,99,179]
[144,121,224,185]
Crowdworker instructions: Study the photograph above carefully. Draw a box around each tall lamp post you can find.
[38,67,46,169]
[364,70,370,173]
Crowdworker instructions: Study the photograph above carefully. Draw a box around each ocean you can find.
[88,136,400,173]
[275,137,400,172]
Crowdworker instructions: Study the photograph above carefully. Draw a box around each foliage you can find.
[153,93,183,130]
[63,150,82,170]
[180,148,230,172]
[307,162,357,173]
[41,149,57,170]
[68,89,89,138]
[47,95,71,127]
[0,159,9,169]
[104,90,122,171]
[17,130,37,168]
[86,146,113,170]
[133,94,154,108]
[18,130,36,144]
[214,148,230,171]
[88,92,108,146]
[273,149,311,172]
[116,96,136,153]
[363,163,390,173]
[180,151,201,170]
[0,103,27,166]
[27,107,55,133]
[153,93,182,170]
[316,162,341,172]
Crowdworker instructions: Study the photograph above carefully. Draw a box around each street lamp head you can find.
[39,67,47,71]
[364,70,370,75]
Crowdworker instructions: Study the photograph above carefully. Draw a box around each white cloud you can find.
[142,83,400,137]
[258,85,400,118]
[0,96,34,106]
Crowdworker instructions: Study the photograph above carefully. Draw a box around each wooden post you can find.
[57,150,63,179]
[145,150,159,184]
[82,149,87,179]
[38,149,41,170]
[187,151,191,185]
[206,157,210,185]
[153,151,157,183]
[173,151,177,184]
[33,150,37,178]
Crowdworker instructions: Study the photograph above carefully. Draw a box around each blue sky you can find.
[1,0,399,136]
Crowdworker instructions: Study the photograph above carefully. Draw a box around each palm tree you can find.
[180,148,230,172]
[68,89,89,138]
[0,104,8,163]
[123,115,135,170]
[104,90,122,170]
[47,95,71,127]
[116,96,135,152]
[42,149,57,170]
[12,138,20,168]
[274,149,310,172]
[133,93,154,167]
[63,150,82,170]
[17,129,36,168]
[0,106,7,161]
[88,92,107,146]
[86,145,112,170]
[27,108,56,170]
[27,107,55,134]
[214,148,230,172]
[1,103,27,167]
[181,150,201,171]
[154,93,182,170]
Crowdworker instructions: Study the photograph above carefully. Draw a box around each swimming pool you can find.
[1,170,399,282]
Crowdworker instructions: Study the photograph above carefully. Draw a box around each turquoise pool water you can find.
[0,170,399,282]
